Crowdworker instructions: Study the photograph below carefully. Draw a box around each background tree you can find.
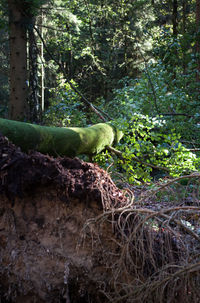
[0,0,9,116]
[8,0,28,120]
[7,0,48,121]
[43,0,154,102]
[196,0,200,82]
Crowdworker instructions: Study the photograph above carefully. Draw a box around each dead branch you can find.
[152,172,200,193]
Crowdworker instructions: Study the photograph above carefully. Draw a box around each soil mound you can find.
[0,134,127,208]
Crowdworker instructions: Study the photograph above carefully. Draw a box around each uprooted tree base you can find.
[0,134,199,303]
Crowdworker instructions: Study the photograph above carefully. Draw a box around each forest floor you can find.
[0,134,200,303]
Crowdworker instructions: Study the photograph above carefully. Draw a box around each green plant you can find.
[94,114,199,184]
[102,58,200,144]
[44,80,87,127]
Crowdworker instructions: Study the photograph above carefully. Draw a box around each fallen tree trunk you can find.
[0,118,122,157]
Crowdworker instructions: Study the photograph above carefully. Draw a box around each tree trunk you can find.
[172,0,178,37]
[8,0,28,120]
[28,18,40,122]
[0,118,122,157]
[182,0,187,74]
[172,0,178,78]
[196,0,200,82]
[38,9,45,112]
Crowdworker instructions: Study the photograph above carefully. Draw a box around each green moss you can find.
[0,118,121,157]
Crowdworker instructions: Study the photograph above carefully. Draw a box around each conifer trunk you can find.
[28,18,40,122]
[172,0,178,37]
[8,0,28,120]
[182,0,187,74]
[196,0,200,82]
[172,0,178,79]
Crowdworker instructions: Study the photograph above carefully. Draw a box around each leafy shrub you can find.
[95,114,199,184]
[102,60,200,144]
[44,80,87,127]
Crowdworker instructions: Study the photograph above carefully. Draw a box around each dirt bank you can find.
[0,134,127,302]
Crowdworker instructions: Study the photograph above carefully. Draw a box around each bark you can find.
[196,0,200,82]
[38,9,45,112]
[28,18,40,122]
[172,0,178,79]
[0,118,123,157]
[182,0,187,36]
[8,0,28,120]
[172,0,178,37]
[182,0,187,74]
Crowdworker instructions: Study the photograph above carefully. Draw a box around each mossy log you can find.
[0,118,122,157]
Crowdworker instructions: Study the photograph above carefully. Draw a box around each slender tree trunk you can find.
[172,0,178,37]
[182,0,187,74]
[196,0,200,82]
[182,0,186,36]
[172,0,178,78]
[28,18,40,122]
[8,0,28,120]
[37,9,45,113]
[40,30,45,113]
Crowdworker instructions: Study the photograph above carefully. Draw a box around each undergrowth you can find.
[94,114,200,184]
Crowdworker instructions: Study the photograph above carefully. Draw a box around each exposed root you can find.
[82,186,200,303]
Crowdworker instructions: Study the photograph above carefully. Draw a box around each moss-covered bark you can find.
[0,118,122,157]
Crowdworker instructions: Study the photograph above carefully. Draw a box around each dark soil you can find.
[0,133,127,208]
